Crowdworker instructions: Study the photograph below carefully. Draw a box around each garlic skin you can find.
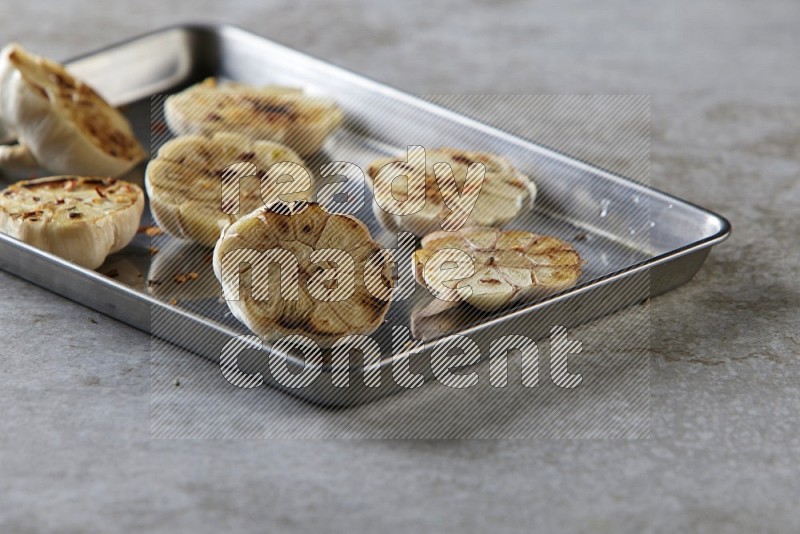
[164,77,343,156]
[366,148,537,237]
[0,176,144,270]
[414,226,582,312]
[145,132,308,248]
[213,202,394,346]
[0,44,145,176]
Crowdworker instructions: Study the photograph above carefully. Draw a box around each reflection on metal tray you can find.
[0,25,730,406]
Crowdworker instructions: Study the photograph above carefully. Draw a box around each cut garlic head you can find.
[0,44,145,175]
[164,77,343,156]
[0,176,144,269]
[145,132,308,247]
[366,147,536,236]
[414,226,582,312]
[213,202,393,345]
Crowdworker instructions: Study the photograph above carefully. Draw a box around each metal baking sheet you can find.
[0,24,730,406]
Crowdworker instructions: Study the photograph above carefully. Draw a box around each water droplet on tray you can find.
[599,199,610,218]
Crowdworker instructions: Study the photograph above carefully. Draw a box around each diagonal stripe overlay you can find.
[149,92,651,439]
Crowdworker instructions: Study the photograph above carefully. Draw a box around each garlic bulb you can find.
[0,44,146,176]
[0,176,144,269]
[366,147,537,237]
[414,226,582,312]
[213,202,393,346]
[164,77,343,156]
[145,131,308,247]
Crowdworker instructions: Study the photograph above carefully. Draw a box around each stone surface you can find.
[1,0,799,532]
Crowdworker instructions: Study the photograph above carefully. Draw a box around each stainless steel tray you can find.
[0,24,730,406]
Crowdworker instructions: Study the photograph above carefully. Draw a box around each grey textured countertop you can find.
[1,1,799,532]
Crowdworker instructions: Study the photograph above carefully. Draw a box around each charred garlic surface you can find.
[145,132,308,247]
[164,77,343,157]
[0,176,144,269]
[213,202,394,346]
[414,226,582,312]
